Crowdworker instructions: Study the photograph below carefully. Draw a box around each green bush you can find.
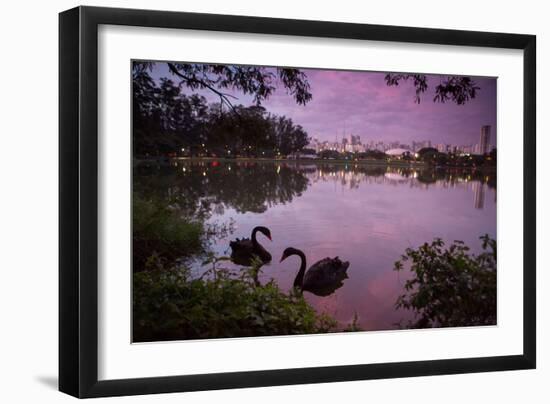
[394,235,496,328]
[133,194,204,272]
[133,261,338,342]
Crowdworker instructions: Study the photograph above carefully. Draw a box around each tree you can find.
[132,73,310,157]
[271,116,309,156]
[318,149,340,159]
[132,73,210,155]
[417,147,439,157]
[385,74,480,105]
[301,148,317,155]
[132,62,313,156]
[416,147,450,166]
[133,61,312,113]
[358,150,387,160]
[488,148,497,165]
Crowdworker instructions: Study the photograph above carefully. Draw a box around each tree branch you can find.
[167,63,240,115]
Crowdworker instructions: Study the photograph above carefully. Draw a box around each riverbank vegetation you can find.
[394,235,497,328]
[132,194,205,273]
[133,260,338,342]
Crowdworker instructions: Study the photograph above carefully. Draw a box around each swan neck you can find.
[293,251,307,288]
[251,227,259,246]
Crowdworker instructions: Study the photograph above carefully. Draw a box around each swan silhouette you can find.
[230,226,272,266]
[280,247,349,296]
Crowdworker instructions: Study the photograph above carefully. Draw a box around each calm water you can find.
[135,160,496,331]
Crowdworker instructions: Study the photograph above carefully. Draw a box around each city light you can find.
[306,126,492,158]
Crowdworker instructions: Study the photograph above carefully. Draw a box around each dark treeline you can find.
[133,65,309,157]
[317,146,496,169]
[415,147,496,168]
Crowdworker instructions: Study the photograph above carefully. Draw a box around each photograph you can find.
[131,60,497,343]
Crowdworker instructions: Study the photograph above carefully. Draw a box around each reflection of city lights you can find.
[202,171,206,176]
[228,166,231,171]
[277,165,281,174]
[182,167,186,172]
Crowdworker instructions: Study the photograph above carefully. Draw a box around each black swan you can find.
[230,226,272,266]
[280,247,349,296]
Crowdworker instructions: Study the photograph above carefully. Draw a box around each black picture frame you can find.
[59,5,536,398]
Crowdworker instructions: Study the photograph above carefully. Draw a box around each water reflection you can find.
[135,161,310,218]
[134,160,496,331]
[135,160,496,212]
[473,181,485,209]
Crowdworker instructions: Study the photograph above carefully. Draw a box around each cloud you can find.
[154,62,496,146]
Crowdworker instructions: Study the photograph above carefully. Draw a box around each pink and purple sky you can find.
[150,62,496,147]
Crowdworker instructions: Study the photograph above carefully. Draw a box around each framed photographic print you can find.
[59,6,536,398]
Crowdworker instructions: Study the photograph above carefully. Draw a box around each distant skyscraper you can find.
[479,125,491,155]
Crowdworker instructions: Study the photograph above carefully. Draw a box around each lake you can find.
[134,159,496,332]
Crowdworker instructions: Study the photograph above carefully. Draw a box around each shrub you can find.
[394,235,496,328]
[133,260,338,342]
[133,194,204,272]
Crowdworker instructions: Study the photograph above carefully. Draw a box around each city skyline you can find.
[307,124,492,155]
[149,63,497,148]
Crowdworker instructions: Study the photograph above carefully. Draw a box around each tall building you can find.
[479,125,491,155]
